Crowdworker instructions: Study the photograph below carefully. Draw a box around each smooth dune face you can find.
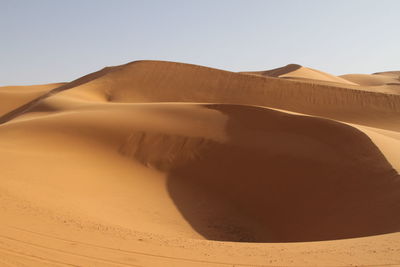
[1,60,400,266]
[340,72,400,95]
[340,73,397,86]
[243,64,357,85]
[0,83,66,116]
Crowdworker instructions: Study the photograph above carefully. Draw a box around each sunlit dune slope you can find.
[340,73,399,86]
[339,72,400,95]
[374,70,400,78]
[242,63,357,85]
[0,83,66,116]
[2,61,400,131]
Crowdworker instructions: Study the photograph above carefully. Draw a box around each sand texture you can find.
[1,60,399,266]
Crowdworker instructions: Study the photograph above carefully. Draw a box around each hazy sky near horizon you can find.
[1,0,399,85]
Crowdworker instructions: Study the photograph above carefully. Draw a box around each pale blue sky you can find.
[1,0,399,85]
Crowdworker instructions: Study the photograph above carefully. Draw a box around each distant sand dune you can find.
[242,63,357,85]
[1,60,400,266]
[340,73,396,86]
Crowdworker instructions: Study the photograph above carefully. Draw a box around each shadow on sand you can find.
[166,105,400,242]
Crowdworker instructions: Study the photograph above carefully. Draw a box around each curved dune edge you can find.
[339,73,400,95]
[1,60,400,266]
[242,64,358,85]
[1,60,400,130]
[0,83,66,116]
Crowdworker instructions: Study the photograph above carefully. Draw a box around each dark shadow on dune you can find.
[166,105,400,242]
[241,64,302,78]
[259,63,302,77]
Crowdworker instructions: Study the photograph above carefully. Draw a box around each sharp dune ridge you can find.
[2,60,400,129]
[1,60,400,266]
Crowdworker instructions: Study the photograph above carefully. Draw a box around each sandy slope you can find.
[340,72,400,95]
[3,61,399,130]
[0,60,400,266]
[242,64,357,85]
[0,83,66,116]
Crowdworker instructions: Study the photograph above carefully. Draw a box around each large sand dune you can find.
[1,60,400,266]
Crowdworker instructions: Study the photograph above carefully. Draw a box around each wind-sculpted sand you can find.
[0,60,399,266]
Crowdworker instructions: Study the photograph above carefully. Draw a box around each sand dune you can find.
[340,72,400,95]
[1,60,400,266]
[2,61,400,130]
[242,63,357,85]
[340,73,397,86]
[0,83,65,116]
[374,70,400,78]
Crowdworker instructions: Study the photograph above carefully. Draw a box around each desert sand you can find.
[0,60,399,266]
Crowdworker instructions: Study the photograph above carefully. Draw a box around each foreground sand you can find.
[0,61,399,266]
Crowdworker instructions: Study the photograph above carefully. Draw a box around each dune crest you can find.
[2,61,400,131]
[242,63,357,85]
[0,83,66,116]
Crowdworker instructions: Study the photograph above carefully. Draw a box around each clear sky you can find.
[1,0,399,85]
